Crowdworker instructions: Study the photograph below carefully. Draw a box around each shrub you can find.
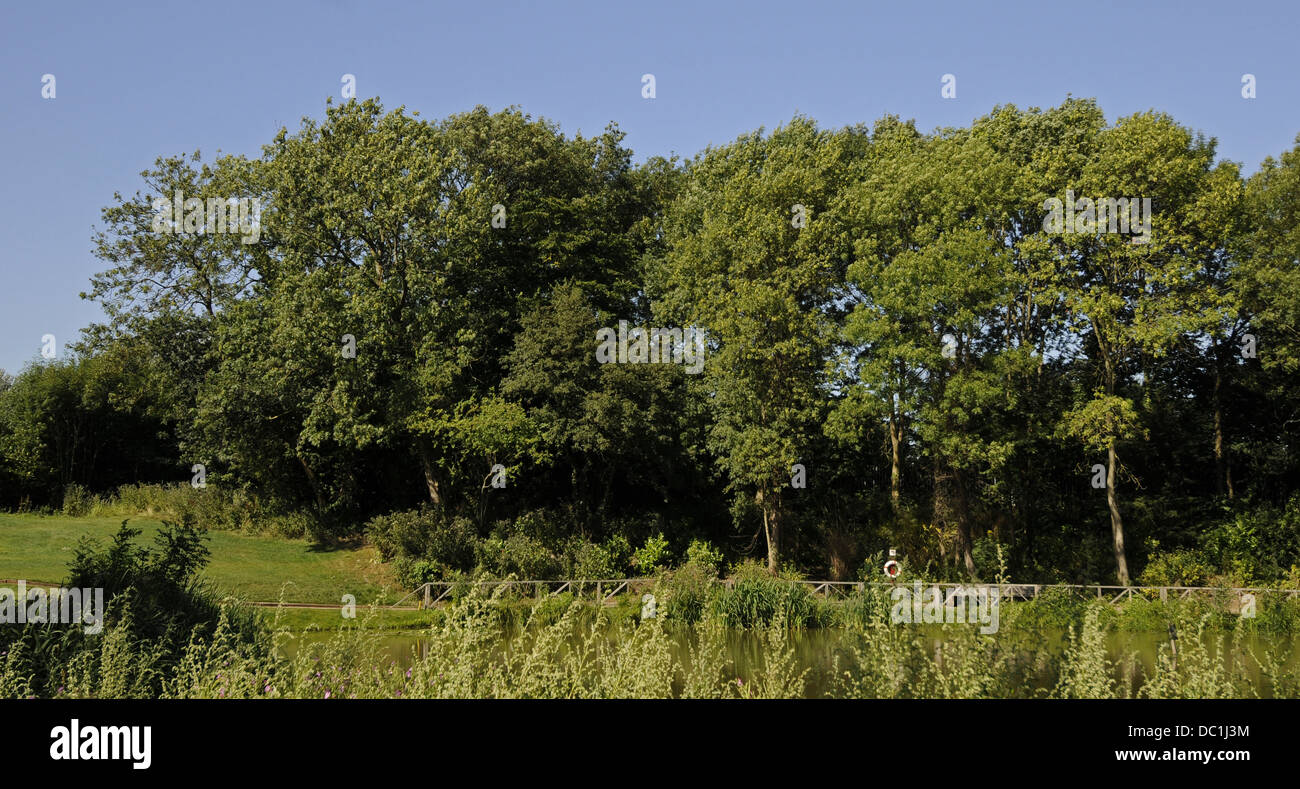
[507,508,574,546]
[477,534,563,580]
[367,510,429,562]
[0,517,267,698]
[685,539,725,574]
[566,535,631,579]
[1001,586,1092,631]
[365,509,479,579]
[263,511,312,540]
[80,483,297,534]
[1200,500,1300,583]
[631,533,671,573]
[393,557,441,589]
[1139,548,1214,587]
[7,588,1300,699]
[60,483,95,517]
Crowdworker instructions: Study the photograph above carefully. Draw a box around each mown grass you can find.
[0,513,396,605]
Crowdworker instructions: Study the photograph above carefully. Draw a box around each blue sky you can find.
[2,0,1297,374]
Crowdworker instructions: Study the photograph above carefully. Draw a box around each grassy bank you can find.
[0,513,395,605]
[6,513,1300,637]
[3,516,1297,699]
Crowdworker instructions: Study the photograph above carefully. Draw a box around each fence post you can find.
[423,584,431,609]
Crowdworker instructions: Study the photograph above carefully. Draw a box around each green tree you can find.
[656,117,865,571]
[1053,110,1239,584]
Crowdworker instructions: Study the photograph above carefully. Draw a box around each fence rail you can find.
[393,577,1300,610]
[6,576,1290,611]
[392,578,659,609]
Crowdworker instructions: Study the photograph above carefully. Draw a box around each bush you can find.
[631,533,671,573]
[427,516,479,570]
[1056,606,1117,698]
[971,536,1011,583]
[566,535,631,579]
[393,557,441,589]
[1199,500,1300,584]
[1237,593,1300,634]
[0,517,268,698]
[366,509,480,583]
[999,585,1091,631]
[367,510,427,562]
[76,483,307,535]
[60,483,94,517]
[477,534,563,580]
[1140,548,1214,587]
[263,511,312,540]
[685,539,725,574]
[507,508,574,546]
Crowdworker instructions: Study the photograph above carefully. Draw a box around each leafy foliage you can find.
[2,98,1298,588]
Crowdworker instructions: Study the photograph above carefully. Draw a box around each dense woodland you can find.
[2,97,1298,587]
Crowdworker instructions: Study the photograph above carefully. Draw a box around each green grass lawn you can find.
[0,513,400,605]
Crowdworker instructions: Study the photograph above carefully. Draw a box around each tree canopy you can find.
[4,97,1298,586]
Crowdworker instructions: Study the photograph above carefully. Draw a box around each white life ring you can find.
[883,560,901,579]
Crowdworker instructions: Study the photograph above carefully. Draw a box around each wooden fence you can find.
[394,577,1300,610]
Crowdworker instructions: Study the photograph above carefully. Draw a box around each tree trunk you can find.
[1213,375,1225,497]
[418,443,444,509]
[297,454,326,513]
[932,455,974,576]
[1213,368,1234,500]
[1106,442,1130,585]
[827,525,855,581]
[954,467,977,578]
[888,410,903,515]
[758,488,781,573]
[1099,349,1131,586]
